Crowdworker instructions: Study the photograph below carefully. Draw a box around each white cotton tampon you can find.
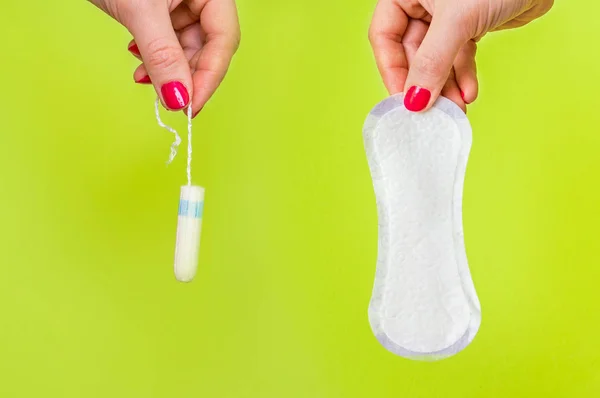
[174,185,205,282]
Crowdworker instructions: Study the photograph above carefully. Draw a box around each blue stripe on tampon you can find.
[193,201,204,218]
[178,200,204,218]
[178,200,188,215]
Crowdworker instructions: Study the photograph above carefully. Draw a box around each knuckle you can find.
[414,52,445,79]
[542,0,555,14]
[232,31,241,51]
[368,27,377,45]
[367,18,378,43]
[444,5,476,37]
[465,39,477,56]
[367,27,394,48]
[145,39,181,70]
[398,0,425,17]
[108,0,143,24]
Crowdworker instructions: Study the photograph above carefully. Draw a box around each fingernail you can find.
[128,43,140,57]
[161,81,190,110]
[460,90,470,104]
[135,75,151,84]
[404,86,431,112]
[182,108,202,118]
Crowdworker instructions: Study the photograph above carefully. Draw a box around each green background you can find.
[0,1,598,397]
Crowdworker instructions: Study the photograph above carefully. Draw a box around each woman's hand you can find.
[89,0,240,117]
[368,0,553,112]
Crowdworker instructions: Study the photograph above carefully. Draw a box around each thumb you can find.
[126,3,192,111]
[403,13,468,112]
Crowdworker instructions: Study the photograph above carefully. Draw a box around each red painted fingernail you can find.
[181,108,202,118]
[135,75,151,84]
[128,43,140,57]
[461,90,470,104]
[161,81,190,110]
[404,86,431,112]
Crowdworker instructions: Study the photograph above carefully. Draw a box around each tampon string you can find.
[155,97,194,186]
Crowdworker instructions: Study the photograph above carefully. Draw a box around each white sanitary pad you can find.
[363,93,481,361]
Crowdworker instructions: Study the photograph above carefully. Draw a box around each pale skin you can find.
[89,0,240,117]
[88,0,553,115]
[369,0,554,112]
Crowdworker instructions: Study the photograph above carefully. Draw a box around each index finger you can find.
[188,0,240,115]
[368,0,409,94]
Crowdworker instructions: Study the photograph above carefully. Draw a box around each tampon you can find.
[174,185,205,282]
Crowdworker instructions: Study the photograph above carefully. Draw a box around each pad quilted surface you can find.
[363,94,481,361]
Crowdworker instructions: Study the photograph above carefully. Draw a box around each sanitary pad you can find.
[363,93,481,360]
